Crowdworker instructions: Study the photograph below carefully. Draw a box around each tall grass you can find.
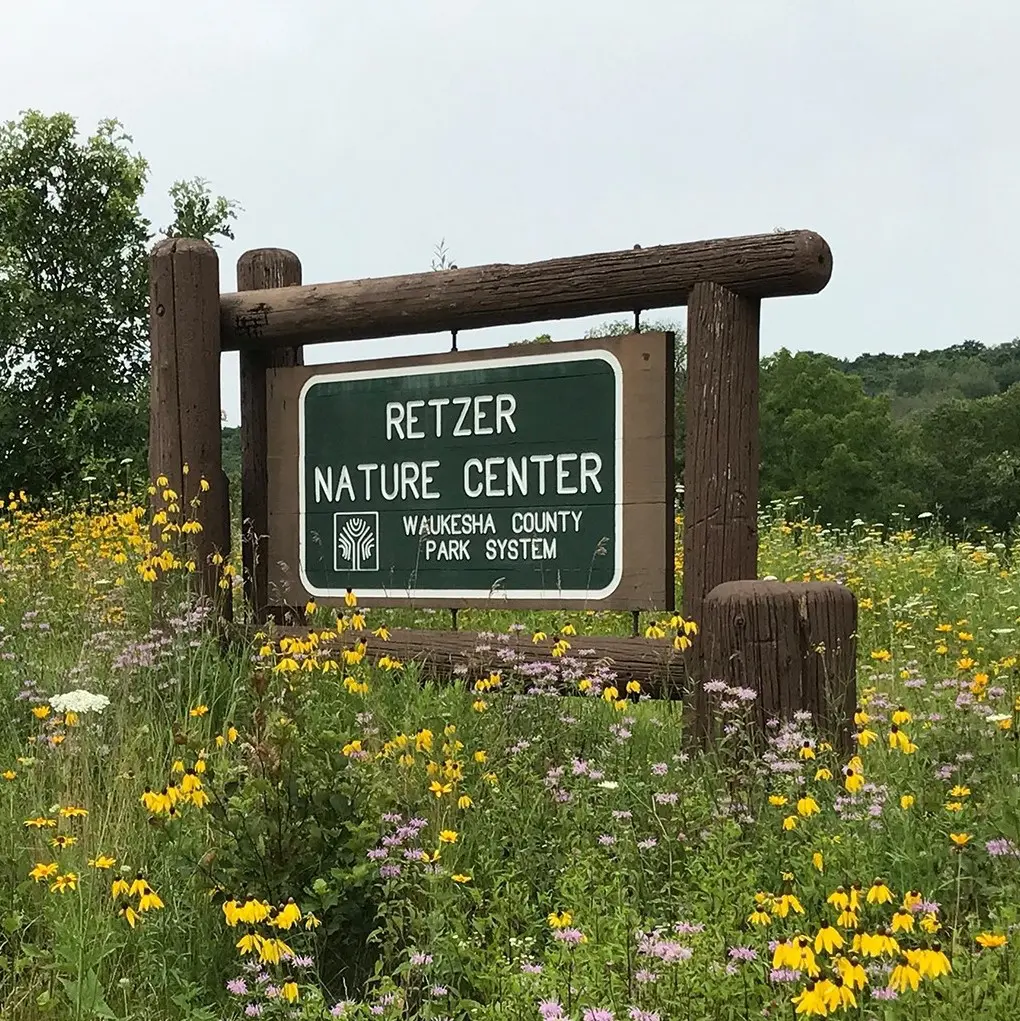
[1,492,1019,1019]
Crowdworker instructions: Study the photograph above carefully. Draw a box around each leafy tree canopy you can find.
[0,110,238,496]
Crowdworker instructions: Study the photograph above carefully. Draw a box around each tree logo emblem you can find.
[333,512,379,572]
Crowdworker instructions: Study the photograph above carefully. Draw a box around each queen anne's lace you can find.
[49,689,111,714]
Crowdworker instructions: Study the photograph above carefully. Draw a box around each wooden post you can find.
[701,581,858,749]
[682,281,760,717]
[237,249,303,623]
[149,238,229,614]
[682,281,761,627]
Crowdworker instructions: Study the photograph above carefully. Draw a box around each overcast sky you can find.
[3,2,1018,425]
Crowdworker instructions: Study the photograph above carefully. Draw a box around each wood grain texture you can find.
[220,230,832,351]
[148,238,229,613]
[237,249,303,622]
[701,580,858,748]
[682,281,761,628]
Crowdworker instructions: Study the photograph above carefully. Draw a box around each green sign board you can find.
[297,348,622,601]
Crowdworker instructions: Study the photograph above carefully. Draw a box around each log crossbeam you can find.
[219,230,832,351]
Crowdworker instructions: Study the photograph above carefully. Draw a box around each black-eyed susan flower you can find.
[137,883,164,912]
[272,899,302,930]
[976,932,1007,948]
[836,955,868,990]
[827,887,850,911]
[548,911,573,929]
[774,892,805,918]
[49,872,78,895]
[791,981,829,1016]
[866,880,894,905]
[890,910,914,934]
[29,862,58,882]
[24,816,57,829]
[907,945,951,978]
[949,832,971,847]
[889,955,920,993]
[119,901,140,928]
[814,924,843,954]
[891,706,912,726]
[797,795,820,817]
[900,794,915,810]
[451,874,472,884]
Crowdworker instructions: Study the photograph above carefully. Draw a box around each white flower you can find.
[49,690,111,715]
[599,780,619,790]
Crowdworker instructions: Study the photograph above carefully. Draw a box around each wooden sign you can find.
[264,333,675,610]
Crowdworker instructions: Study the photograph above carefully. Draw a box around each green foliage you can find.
[162,178,241,248]
[0,112,151,496]
[3,499,1020,1017]
[843,338,1020,413]
[0,110,239,500]
[759,349,918,524]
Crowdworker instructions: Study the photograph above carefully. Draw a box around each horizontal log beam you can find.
[283,626,689,698]
[220,230,832,351]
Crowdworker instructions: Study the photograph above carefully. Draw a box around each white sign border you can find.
[297,348,624,601]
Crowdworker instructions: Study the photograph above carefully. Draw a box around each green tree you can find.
[163,176,241,247]
[909,383,1020,531]
[0,112,150,495]
[759,349,918,525]
[0,110,239,496]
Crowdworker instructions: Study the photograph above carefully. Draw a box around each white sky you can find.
[3,1,1018,426]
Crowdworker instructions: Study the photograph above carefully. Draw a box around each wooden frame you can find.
[147,230,833,629]
[263,334,674,611]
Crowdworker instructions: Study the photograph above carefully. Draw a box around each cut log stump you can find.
[700,580,857,748]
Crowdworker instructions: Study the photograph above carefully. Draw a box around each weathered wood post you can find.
[682,282,760,718]
[148,238,230,615]
[237,249,303,623]
[682,281,760,625]
[701,581,858,749]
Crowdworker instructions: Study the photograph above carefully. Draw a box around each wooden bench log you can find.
[700,580,857,746]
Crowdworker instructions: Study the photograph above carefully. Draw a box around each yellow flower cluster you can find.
[751,878,951,1014]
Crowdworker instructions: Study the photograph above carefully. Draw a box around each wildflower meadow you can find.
[2,484,1020,1021]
